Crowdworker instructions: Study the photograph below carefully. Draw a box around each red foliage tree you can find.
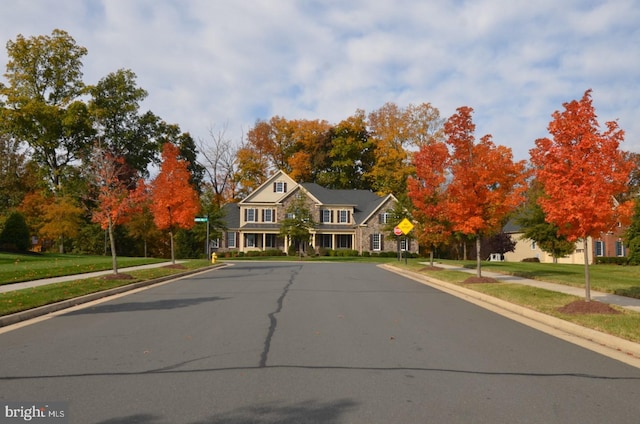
[412,107,527,277]
[530,90,634,300]
[407,139,450,266]
[151,142,200,263]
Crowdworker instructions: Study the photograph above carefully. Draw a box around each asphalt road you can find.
[1,262,640,423]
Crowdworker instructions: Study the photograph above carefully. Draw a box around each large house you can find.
[217,170,416,256]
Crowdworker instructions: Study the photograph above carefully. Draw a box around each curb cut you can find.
[380,264,640,362]
[0,264,226,328]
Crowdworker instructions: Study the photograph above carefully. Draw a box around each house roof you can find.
[300,183,388,224]
[222,202,241,229]
[221,171,394,229]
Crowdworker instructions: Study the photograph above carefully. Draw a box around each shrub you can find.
[0,211,30,252]
[595,256,628,265]
[522,257,541,263]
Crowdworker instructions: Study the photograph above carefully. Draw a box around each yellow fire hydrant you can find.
[211,252,217,264]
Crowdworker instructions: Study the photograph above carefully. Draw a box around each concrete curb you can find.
[380,264,640,362]
[0,264,226,328]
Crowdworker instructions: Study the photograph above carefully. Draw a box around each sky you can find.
[1,0,639,162]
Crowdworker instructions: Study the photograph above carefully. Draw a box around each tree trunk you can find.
[583,237,591,302]
[170,230,175,264]
[108,218,118,274]
[59,236,64,254]
[476,237,482,278]
[429,250,434,267]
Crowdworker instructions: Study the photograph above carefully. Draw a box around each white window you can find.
[246,234,256,248]
[274,181,287,193]
[372,233,382,251]
[227,232,236,248]
[531,241,537,250]
[263,209,275,223]
[211,238,220,249]
[616,240,625,257]
[338,210,350,223]
[321,209,332,223]
[245,208,258,222]
[379,213,391,224]
[400,238,408,251]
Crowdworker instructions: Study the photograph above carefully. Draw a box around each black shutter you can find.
[284,182,287,192]
[370,234,373,251]
[273,182,277,192]
[381,235,384,251]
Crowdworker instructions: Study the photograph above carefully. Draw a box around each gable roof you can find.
[240,170,296,204]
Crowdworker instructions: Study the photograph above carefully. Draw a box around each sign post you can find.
[394,226,403,261]
[194,216,210,257]
[397,218,414,264]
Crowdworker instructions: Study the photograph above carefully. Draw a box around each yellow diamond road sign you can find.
[397,218,414,235]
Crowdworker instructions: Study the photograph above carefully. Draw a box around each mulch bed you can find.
[419,266,443,271]
[557,300,621,315]
[101,273,134,280]
[463,276,499,284]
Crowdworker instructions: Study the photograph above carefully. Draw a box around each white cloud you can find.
[0,0,638,161]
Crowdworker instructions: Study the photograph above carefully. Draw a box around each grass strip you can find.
[0,253,166,285]
[0,260,211,316]
[393,262,640,344]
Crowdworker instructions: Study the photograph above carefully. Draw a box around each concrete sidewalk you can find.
[0,261,182,294]
[427,262,640,313]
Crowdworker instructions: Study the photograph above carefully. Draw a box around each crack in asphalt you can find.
[259,265,301,368]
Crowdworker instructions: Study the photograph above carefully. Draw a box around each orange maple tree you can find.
[530,90,634,301]
[441,107,527,277]
[407,139,450,266]
[151,142,200,263]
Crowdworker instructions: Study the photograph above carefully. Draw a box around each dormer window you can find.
[273,181,287,193]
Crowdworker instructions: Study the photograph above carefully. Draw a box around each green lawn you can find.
[0,259,211,316]
[451,259,640,298]
[0,252,166,285]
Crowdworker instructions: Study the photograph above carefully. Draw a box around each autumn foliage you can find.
[530,90,634,241]
[530,90,634,300]
[409,106,527,276]
[151,143,200,231]
[150,142,200,262]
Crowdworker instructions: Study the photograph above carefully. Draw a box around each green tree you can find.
[624,198,640,265]
[316,110,373,190]
[516,182,575,262]
[0,29,94,191]
[88,68,160,178]
[156,121,205,191]
[0,211,30,251]
[279,193,316,257]
[0,134,39,209]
